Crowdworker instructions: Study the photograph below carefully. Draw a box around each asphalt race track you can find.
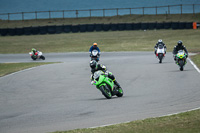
[0,52,200,133]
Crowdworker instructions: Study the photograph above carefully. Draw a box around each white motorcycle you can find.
[155,44,166,63]
[90,49,100,62]
[29,51,45,60]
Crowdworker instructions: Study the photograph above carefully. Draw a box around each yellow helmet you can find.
[93,43,97,46]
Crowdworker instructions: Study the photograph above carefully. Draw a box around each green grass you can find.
[52,109,200,133]
[190,54,200,68]
[0,62,58,77]
[0,29,200,54]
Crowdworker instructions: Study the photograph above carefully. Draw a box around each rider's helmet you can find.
[90,60,97,69]
[158,39,162,43]
[177,40,183,47]
[93,43,97,46]
[32,48,36,52]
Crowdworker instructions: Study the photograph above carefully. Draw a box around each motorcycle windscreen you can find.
[93,70,104,80]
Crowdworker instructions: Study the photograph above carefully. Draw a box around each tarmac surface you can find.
[0,52,200,133]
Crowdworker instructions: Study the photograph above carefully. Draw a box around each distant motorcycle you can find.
[91,70,123,99]
[175,50,187,71]
[90,49,100,62]
[156,44,166,63]
[29,51,45,60]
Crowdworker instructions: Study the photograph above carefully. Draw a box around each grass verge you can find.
[52,109,200,133]
[190,53,200,69]
[0,62,58,77]
[0,29,200,53]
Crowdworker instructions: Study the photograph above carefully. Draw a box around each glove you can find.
[91,81,94,85]
[186,54,188,58]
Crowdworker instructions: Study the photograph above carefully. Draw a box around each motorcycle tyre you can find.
[158,54,163,63]
[99,85,112,99]
[40,55,45,60]
[179,60,184,71]
[116,88,123,97]
[31,56,37,60]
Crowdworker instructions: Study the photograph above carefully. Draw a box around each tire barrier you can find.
[156,23,164,29]
[47,26,56,34]
[118,23,126,31]
[79,24,87,32]
[63,25,71,33]
[125,23,133,30]
[163,22,171,29]
[133,23,141,30]
[102,24,111,31]
[31,26,40,35]
[95,24,103,31]
[24,27,32,35]
[87,24,95,32]
[110,24,118,31]
[148,22,156,30]
[39,26,48,34]
[0,22,196,36]
[141,23,149,30]
[56,25,64,34]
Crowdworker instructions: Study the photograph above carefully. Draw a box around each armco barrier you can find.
[0,22,196,36]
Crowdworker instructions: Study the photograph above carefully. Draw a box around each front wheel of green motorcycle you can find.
[116,88,123,97]
[100,85,112,99]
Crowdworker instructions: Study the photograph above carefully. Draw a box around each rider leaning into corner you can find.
[90,60,121,89]
[172,40,188,61]
[154,39,167,55]
[31,48,38,54]
[89,42,100,54]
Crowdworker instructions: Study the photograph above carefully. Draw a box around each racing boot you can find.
[114,80,121,89]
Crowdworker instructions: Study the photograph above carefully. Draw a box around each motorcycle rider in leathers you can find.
[90,60,121,89]
[154,39,167,55]
[173,40,188,61]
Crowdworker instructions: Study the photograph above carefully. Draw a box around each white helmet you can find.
[158,39,162,43]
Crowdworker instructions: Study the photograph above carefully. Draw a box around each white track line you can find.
[188,58,200,74]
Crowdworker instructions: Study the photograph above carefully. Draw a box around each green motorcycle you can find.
[91,70,123,99]
[175,50,187,71]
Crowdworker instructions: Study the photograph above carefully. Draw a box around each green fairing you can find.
[94,72,114,91]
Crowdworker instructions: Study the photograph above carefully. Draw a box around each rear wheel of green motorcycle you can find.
[116,88,123,97]
[100,85,112,99]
